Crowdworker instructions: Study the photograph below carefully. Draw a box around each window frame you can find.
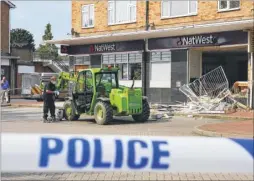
[108,0,137,26]
[81,4,95,29]
[161,0,198,19]
[217,0,240,12]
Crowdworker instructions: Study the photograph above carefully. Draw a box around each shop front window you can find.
[129,63,141,80]
[102,53,142,81]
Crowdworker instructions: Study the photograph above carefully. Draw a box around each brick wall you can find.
[149,0,253,29]
[72,0,146,36]
[0,1,10,53]
[72,0,253,37]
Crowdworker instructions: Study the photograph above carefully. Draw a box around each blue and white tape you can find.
[2,133,253,173]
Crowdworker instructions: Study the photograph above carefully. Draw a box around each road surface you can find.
[1,106,253,181]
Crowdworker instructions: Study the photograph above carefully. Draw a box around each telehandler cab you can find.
[63,66,150,125]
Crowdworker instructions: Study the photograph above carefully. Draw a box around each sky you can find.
[10,1,72,48]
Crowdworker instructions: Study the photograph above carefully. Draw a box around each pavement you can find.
[1,106,253,180]
[194,120,253,138]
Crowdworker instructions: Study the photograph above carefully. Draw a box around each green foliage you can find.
[42,23,53,41]
[10,28,35,51]
[37,23,61,60]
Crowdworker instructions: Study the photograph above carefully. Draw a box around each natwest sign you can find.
[90,43,116,53]
[60,40,144,55]
[177,35,217,46]
[148,31,248,50]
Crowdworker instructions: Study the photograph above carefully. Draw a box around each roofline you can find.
[1,0,16,8]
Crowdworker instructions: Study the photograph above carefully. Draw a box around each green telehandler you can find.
[63,66,150,125]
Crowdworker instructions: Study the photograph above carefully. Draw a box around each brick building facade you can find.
[47,0,254,108]
[0,0,18,95]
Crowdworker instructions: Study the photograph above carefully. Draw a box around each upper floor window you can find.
[108,0,136,25]
[218,0,240,11]
[82,4,94,28]
[161,0,197,18]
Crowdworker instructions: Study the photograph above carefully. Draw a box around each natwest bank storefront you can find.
[61,40,145,88]
[146,30,250,105]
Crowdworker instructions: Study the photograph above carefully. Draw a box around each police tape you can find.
[2,133,253,173]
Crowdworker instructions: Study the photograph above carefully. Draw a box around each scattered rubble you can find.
[150,66,249,119]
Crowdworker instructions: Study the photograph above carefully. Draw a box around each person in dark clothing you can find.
[42,76,59,123]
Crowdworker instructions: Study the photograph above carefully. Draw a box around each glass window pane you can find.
[151,52,161,62]
[161,0,170,17]
[115,1,129,23]
[219,0,228,9]
[116,63,128,80]
[116,54,127,63]
[170,0,189,16]
[129,63,141,80]
[82,11,89,27]
[75,56,84,64]
[82,5,89,13]
[130,5,136,21]
[189,0,197,13]
[89,5,94,26]
[229,0,240,9]
[161,51,171,61]
[108,1,114,24]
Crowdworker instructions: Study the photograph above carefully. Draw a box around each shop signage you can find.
[148,30,248,50]
[90,43,116,53]
[60,40,144,55]
[60,45,68,54]
[177,35,217,46]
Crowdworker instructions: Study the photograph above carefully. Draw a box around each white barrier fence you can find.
[2,133,253,173]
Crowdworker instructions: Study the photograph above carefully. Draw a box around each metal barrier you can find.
[179,66,237,111]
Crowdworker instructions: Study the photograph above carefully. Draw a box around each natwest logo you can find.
[177,35,217,46]
[60,45,68,54]
[90,43,116,53]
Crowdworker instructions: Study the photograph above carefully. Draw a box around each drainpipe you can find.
[145,0,149,31]
[143,0,149,96]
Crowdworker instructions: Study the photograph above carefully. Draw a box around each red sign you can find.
[60,45,68,54]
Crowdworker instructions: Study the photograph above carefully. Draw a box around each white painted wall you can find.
[18,65,35,73]
[1,58,10,66]
[189,49,202,80]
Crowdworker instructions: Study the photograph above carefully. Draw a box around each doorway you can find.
[202,51,248,88]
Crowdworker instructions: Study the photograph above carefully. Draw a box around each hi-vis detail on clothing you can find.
[2,133,253,173]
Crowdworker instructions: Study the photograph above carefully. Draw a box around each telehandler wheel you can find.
[63,101,80,121]
[94,101,113,125]
[132,99,150,123]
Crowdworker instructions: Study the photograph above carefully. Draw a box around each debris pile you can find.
[177,66,248,114]
[150,66,248,118]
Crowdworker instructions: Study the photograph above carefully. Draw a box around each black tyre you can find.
[132,99,150,122]
[63,101,80,121]
[94,101,113,125]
